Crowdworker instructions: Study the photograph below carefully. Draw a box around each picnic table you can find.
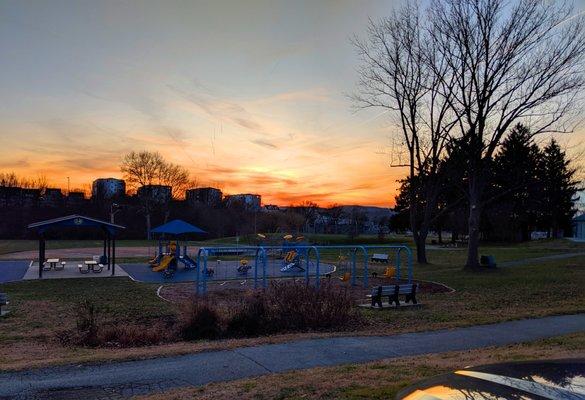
[47,258,59,268]
[83,260,103,273]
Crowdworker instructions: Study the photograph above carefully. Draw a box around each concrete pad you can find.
[23,262,128,280]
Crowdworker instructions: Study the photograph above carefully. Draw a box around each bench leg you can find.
[388,294,400,307]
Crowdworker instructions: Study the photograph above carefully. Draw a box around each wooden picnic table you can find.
[46,258,59,269]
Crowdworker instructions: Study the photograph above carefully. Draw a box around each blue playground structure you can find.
[193,244,413,294]
[148,219,206,278]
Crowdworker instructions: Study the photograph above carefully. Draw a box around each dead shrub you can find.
[225,281,357,337]
[178,299,221,340]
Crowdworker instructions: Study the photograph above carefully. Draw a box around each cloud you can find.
[251,138,278,149]
[0,158,30,169]
[168,84,267,134]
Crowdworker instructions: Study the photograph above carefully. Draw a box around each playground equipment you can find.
[151,241,177,275]
[383,266,396,278]
[237,258,252,274]
[148,219,206,277]
[193,244,412,294]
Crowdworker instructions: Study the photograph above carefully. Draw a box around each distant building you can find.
[573,214,585,240]
[225,193,261,211]
[66,191,86,206]
[262,204,281,212]
[186,187,223,207]
[92,178,126,200]
[0,186,40,208]
[137,185,171,203]
[42,188,63,207]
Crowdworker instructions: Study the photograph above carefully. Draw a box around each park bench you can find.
[371,284,418,308]
[370,253,389,263]
[0,293,9,316]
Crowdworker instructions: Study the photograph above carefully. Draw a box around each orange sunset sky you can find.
[1,1,584,207]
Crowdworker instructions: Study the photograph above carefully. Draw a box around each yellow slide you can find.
[152,255,174,272]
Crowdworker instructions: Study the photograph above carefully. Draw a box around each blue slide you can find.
[179,255,197,269]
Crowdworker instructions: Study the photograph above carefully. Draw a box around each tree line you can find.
[393,123,581,244]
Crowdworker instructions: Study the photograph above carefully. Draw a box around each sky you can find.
[1,0,584,207]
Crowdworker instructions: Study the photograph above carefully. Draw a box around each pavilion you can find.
[27,215,126,278]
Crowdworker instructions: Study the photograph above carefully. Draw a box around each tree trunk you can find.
[465,183,481,269]
[415,233,428,264]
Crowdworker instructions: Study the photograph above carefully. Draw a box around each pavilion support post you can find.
[111,237,116,276]
[38,235,45,279]
[102,237,107,267]
[107,234,111,270]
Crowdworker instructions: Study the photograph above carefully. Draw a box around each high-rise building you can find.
[186,187,223,207]
[91,178,126,200]
[224,193,261,211]
[137,185,172,203]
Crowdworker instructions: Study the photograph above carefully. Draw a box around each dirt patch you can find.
[0,247,159,260]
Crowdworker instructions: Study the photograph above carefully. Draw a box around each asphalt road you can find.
[1,313,584,399]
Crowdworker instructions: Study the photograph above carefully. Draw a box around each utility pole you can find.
[110,203,121,224]
[67,177,70,196]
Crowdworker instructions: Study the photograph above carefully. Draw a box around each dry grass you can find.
[136,332,585,400]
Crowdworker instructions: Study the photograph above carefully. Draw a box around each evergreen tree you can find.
[539,139,580,238]
[490,124,541,241]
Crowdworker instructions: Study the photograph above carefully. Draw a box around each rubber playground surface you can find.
[0,261,30,283]
[121,260,336,283]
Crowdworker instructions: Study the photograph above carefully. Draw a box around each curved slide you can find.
[152,255,174,272]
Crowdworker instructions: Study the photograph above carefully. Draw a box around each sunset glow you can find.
[1,0,584,207]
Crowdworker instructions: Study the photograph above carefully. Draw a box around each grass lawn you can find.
[0,234,415,255]
[135,332,585,400]
[0,239,583,371]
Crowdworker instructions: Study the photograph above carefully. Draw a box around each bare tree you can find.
[353,2,458,263]
[121,150,191,237]
[429,0,585,268]
[120,151,165,191]
[159,162,190,200]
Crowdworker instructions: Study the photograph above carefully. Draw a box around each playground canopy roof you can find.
[150,219,206,235]
[27,214,125,235]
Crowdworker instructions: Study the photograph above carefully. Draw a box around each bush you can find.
[225,294,267,337]
[178,300,221,340]
[225,281,356,337]
[265,281,355,332]
[99,323,169,347]
[75,299,101,347]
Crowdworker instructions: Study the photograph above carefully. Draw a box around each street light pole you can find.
[110,203,121,224]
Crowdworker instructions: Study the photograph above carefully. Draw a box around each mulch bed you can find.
[159,277,452,304]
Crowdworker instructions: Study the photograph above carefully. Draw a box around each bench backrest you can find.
[371,253,389,259]
[371,284,416,296]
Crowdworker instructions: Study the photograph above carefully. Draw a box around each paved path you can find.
[1,314,584,399]
[500,252,585,267]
